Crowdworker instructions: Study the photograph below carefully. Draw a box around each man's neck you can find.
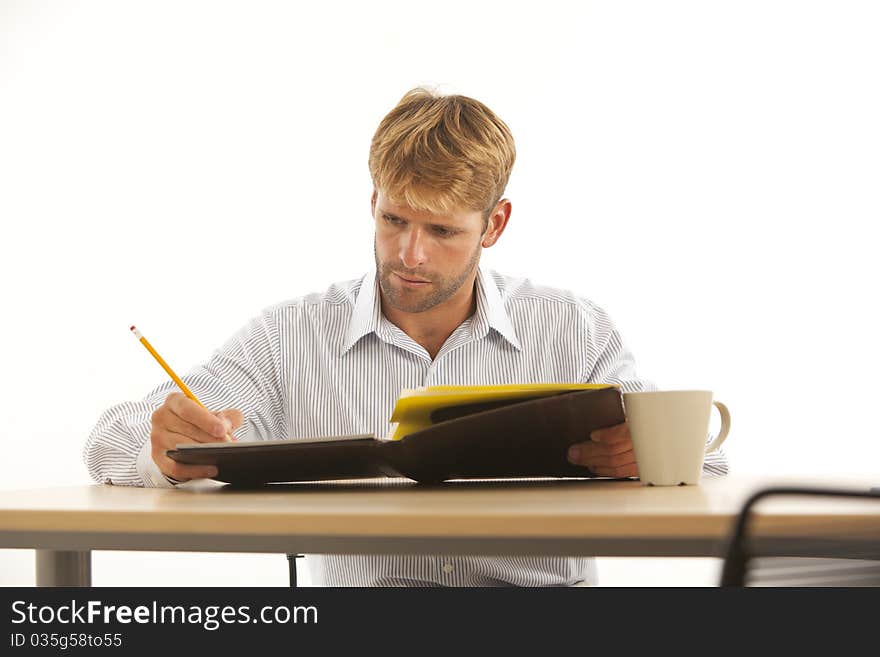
[381,277,479,360]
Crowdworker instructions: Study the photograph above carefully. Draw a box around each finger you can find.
[566,440,630,465]
[577,442,639,477]
[215,409,244,432]
[590,432,632,449]
[150,437,219,481]
[568,442,637,467]
[156,451,219,482]
[592,462,639,479]
[591,439,633,457]
[587,451,638,470]
[151,427,203,455]
[162,413,228,444]
[568,439,631,461]
[590,422,631,444]
[166,393,229,438]
[569,443,637,478]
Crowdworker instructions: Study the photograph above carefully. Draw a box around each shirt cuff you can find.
[136,438,179,488]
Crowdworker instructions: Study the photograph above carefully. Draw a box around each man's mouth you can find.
[393,272,432,286]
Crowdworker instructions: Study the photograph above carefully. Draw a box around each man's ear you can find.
[370,189,377,216]
[481,199,512,248]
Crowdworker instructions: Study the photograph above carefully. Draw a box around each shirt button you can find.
[442,563,454,574]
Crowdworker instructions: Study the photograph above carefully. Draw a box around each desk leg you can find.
[36,550,92,587]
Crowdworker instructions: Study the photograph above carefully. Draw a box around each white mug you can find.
[623,390,730,486]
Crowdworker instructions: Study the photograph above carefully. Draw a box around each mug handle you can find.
[704,401,731,453]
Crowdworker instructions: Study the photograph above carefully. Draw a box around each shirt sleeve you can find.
[83,307,288,487]
[136,439,178,488]
[579,300,729,476]
[578,300,656,393]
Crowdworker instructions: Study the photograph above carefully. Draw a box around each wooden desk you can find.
[1,475,877,586]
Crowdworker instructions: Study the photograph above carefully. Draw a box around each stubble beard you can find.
[375,240,482,314]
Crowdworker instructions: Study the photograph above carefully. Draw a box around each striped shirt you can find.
[84,268,728,586]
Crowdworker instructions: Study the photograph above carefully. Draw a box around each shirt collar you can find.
[341,271,382,355]
[340,267,522,355]
[473,268,522,350]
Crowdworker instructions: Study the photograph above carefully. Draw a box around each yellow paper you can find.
[387,383,616,440]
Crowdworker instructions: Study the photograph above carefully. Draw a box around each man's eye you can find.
[383,214,403,225]
[432,226,454,236]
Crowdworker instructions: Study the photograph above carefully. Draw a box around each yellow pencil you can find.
[130,325,207,410]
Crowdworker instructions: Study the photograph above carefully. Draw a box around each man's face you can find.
[373,191,486,314]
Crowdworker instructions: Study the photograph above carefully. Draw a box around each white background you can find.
[1,0,878,587]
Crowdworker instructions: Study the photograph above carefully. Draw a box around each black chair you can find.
[720,486,880,587]
[286,553,305,587]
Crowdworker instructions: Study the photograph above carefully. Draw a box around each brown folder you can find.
[167,387,625,485]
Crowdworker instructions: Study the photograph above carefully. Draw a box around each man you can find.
[85,87,727,586]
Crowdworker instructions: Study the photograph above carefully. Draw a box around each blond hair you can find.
[369,87,516,217]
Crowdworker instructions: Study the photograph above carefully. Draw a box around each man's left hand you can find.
[566,422,639,478]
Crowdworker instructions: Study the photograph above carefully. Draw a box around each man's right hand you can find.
[150,392,244,482]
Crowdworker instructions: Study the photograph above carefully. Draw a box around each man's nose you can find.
[399,228,427,269]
